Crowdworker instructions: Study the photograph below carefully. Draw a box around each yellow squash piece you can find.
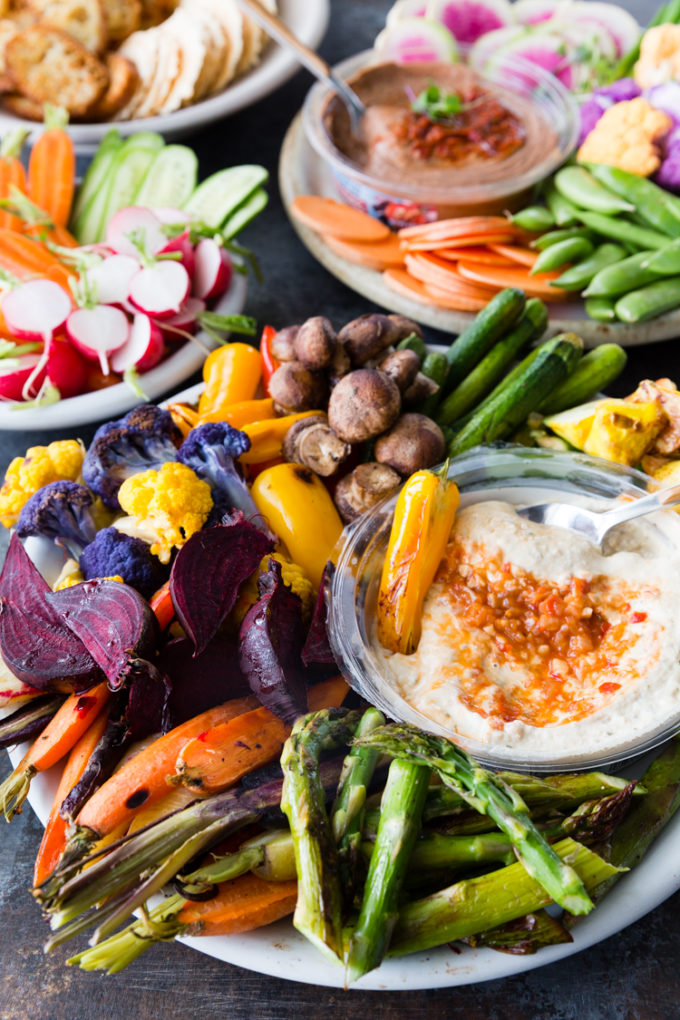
[583,399,665,465]
[544,400,603,451]
[641,457,680,487]
[377,466,460,656]
[251,463,343,588]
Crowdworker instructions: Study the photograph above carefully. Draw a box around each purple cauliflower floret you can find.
[644,81,680,126]
[177,422,261,525]
[79,527,168,599]
[594,78,641,103]
[16,480,97,557]
[579,80,643,145]
[655,141,680,192]
[82,404,181,511]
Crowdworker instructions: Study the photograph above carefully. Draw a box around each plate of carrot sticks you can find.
[279,114,680,349]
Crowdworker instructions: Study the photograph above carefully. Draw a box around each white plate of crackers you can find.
[0,0,330,148]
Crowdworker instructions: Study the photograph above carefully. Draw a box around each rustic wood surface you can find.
[2,0,680,1016]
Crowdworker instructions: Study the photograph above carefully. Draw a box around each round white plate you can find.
[279,112,680,349]
[0,0,330,150]
[0,272,247,431]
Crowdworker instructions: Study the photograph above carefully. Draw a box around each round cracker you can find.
[116,27,160,119]
[160,7,207,110]
[136,26,180,116]
[202,0,243,90]
[81,51,139,120]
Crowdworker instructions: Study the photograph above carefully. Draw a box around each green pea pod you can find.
[615,277,680,323]
[643,239,680,275]
[397,333,427,361]
[554,166,635,216]
[512,205,555,231]
[545,186,579,227]
[531,236,594,275]
[419,351,449,416]
[532,227,594,251]
[551,243,626,291]
[578,212,669,250]
[583,250,659,298]
[587,164,680,239]
[585,296,617,322]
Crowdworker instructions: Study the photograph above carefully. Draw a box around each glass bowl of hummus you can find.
[302,51,579,228]
[329,446,680,772]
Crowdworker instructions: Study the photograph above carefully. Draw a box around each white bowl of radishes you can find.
[0,205,248,431]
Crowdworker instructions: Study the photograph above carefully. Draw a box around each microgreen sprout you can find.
[411,84,462,121]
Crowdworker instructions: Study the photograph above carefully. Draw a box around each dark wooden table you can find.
[3,1,680,1016]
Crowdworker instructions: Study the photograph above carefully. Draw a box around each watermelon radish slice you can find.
[571,1,640,59]
[386,0,428,28]
[426,0,515,49]
[513,0,571,26]
[375,17,460,63]
[468,24,527,71]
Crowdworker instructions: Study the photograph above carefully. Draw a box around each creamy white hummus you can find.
[376,499,680,763]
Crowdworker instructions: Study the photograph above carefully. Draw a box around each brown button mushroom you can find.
[270,325,299,362]
[402,372,440,407]
[268,361,327,413]
[334,462,402,523]
[387,313,424,341]
[375,413,446,476]
[338,313,402,365]
[329,341,351,387]
[328,368,401,444]
[293,316,337,370]
[377,349,420,392]
[282,414,351,477]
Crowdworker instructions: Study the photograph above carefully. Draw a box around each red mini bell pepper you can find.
[260,325,280,395]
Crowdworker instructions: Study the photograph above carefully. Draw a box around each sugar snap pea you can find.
[583,250,659,298]
[578,212,669,251]
[512,206,555,231]
[531,236,594,275]
[587,164,680,239]
[612,0,680,80]
[615,277,680,323]
[554,167,635,216]
[545,186,579,227]
[642,239,680,275]
[532,227,594,251]
[397,333,427,361]
[551,243,625,291]
[585,296,616,322]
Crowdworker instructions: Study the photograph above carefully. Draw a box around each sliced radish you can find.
[1,280,71,341]
[386,0,428,27]
[374,17,460,63]
[156,296,205,341]
[0,353,45,400]
[152,207,192,225]
[66,305,130,375]
[468,24,528,71]
[84,254,140,306]
[128,260,190,318]
[106,206,167,258]
[192,239,232,302]
[110,313,164,373]
[571,1,639,58]
[159,231,195,279]
[426,0,515,49]
[45,338,87,398]
[513,0,570,25]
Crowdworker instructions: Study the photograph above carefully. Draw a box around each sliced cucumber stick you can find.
[134,145,198,210]
[70,129,122,234]
[79,133,164,244]
[183,165,268,228]
[222,187,268,239]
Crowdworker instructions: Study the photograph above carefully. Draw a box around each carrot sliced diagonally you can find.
[322,231,405,270]
[178,872,299,936]
[488,244,539,268]
[403,232,517,252]
[436,246,516,265]
[423,282,488,311]
[456,260,567,300]
[398,215,514,241]
[404,253,496,297]
[291,195,390,242]
[383,268,485,311]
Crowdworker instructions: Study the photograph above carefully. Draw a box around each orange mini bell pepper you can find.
[240,411,320,464]
[377,464,459,655]
[197,343,262,419]
[198,397,276,428]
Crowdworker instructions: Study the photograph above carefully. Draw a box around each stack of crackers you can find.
[0,0,276,122]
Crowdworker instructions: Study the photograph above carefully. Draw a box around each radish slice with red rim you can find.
[193,238,232,302]
[84,254,140,306]
[128,261,190,318]
[66,305,131,375]
[1,280,71,341]
[157,296,205,340]
[159,231,195,279]
[106,206,167,258]
[0,353,45,400]
[110,313,164,373]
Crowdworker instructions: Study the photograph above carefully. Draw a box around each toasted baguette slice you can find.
[103,0,141,43]
[28,0,107,53]
[84,51,138,120]
[6,25,109,115]
[3,90,44,119]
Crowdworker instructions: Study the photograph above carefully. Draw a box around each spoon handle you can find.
[601,483,680,529]
[233,0,332,81]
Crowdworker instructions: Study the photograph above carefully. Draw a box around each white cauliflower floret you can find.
[634,24,680,89]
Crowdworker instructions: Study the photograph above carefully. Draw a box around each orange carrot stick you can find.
[0,227,63,275]
[178,871,298,936]
[33,708,109,886]
[76,694,259,837]
[28,106,75,227]
[0,129,28,232]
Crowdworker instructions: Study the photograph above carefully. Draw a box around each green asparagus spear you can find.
[356,725,594,915]
[389,837,621,955]
[346,759,431,983]
[281,708,362,963]
[461,910,572,954]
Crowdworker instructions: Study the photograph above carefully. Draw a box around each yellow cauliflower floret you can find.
[578,99,672,177]
[54,573,124,590]
[229,553,317,630]
[634,24,680,89]
[0,439,85,528]
[117,462,213,564]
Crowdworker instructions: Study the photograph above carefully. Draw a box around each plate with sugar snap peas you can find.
[281,115,680,348]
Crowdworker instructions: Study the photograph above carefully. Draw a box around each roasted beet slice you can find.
[170,513,274,657]
[0,534,103,692]
[301,561,337,668]
[159,635,250,729]
[238,558,308,725]
[46,579,159,691]
[126,664,172,740]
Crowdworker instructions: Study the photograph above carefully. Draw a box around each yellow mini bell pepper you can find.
[198,397,276,428]
[197,342,262,418]
[377,465,459,655]
[240,411,321,464]
[251,463,343,587]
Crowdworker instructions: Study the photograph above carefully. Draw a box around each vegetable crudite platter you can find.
[5,294,680,989]
[0,0,330,147]
[0,118,269,429]
[281,0,680,346]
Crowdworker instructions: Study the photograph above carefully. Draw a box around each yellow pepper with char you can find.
[251,463,343,588]
[377,465,459,655]
[197,343,262,419]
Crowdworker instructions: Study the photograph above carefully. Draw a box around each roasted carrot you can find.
[33,708,109,886]
[126,785,199,835]
[0,129,28,232]
[178,871,298,936]
[76,694,259,837]
[174,675,349,794]
[28,106,75,227]
[0,683,110,820]
[149,581,174,630]
[291,195,389,242]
